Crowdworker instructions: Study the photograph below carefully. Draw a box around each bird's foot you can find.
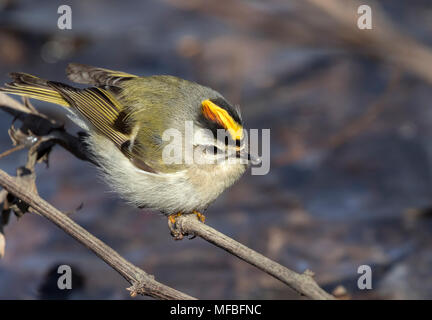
[168,212,184,240]
[168,212,188,240]
[193,210,206,223]
[167,211,206,240]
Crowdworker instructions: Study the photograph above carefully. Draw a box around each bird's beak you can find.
[236,150,262,165]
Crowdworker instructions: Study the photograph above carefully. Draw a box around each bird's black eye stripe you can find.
[224,136,229,145]
[221,135,242,146]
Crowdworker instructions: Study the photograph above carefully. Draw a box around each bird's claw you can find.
[167,211,206,240]
[193,210,206,223]
[168,212,185,240]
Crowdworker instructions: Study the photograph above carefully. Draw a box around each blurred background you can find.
[1,0,432,299]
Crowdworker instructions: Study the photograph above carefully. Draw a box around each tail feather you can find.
[0,72,69,106]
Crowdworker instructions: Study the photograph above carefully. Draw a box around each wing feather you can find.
[48,82,129,146]
[1,71,156,173]
[66,63,138,87]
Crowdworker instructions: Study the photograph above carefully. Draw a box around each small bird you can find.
[1,64,259,238]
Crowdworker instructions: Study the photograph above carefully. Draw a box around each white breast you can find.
[87,133,246,214]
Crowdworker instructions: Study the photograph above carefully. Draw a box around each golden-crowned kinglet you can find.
[1,64,260,238]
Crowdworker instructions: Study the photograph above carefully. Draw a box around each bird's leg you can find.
[168,212,182,225]
[167,211,206,240]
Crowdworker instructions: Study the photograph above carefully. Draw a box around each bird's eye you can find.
[222,136,242,147]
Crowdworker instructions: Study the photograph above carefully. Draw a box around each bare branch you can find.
[176,214,334,300]
[0,169,195,300]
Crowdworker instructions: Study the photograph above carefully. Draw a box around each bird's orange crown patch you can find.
[201,99,243,140]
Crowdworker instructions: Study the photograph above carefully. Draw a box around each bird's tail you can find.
[0,72,70,107]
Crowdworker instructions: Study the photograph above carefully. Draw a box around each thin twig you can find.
[176,214,334,300]
[0,169,195,300]
[0,144,26,159]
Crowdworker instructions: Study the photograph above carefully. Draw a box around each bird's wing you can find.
[1,72,156,173]
[66,63,138,87]
[48,82,129,145]
[48,81,156,172]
